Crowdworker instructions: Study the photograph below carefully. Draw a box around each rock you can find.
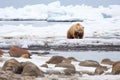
[0,67,2,71]
[20,62,27,68]
[62,59,71,63]
[67,57,78,61]
[55,62,76,75]
[21,54,31,59]
[79,60,100,67]
[23,76,36,80]
[101,58,114,65]
[0,49,3,57]
[112,61,120,74]
[95,66,108,75]
[9,46,31,58]
[0,71,22,80]
[21,61,44,77]
[1,59,44,78]
[2,59,22,74]
[46,70,61,75]
[62,57,78,63]
[8,73,23,80]
[46,56,66,64]
[80,71,94,75]
[0,58,5,62]
[0,77,8,80]
[0,71,13,80]
[41,64,48,68]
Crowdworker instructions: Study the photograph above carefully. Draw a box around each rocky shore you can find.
[0,46,120,80]
[0,55,120,80]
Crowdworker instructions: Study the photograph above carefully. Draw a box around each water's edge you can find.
[1,44,120,51]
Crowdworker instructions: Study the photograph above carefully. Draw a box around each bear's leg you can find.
[67,35,74,39]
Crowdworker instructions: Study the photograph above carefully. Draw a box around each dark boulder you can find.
[112,61,120,74]
[95,66,108,75]
[21,61,44,77]
[101,58,114,65]
[55,62,76,75]
[2,59,22,74]
[79,60,100,67]
[9,46,31,58]
[46,56,65,64]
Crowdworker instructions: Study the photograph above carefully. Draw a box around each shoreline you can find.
[28,45,120,51]
[1,44,120,51]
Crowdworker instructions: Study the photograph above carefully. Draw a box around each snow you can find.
[0,1,120,46]
[0,1,120,79]
[0,20,120,48]
[0,1,120,20]
[80,75,120,80]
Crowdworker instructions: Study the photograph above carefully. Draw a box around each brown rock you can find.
[21,54,31,59]
[23,76,36,80]
[112,61,120,74]
[0,71,23,80]
[2,59,22,74]
[80,71,95,75]
[21,61,44,77]
[0,71,13,80]
[20,62,27,68]
[9,46,31,58]
[79,60,100,67]
[46,56,65,64]
[95,66,108,75]
[62,57,78,63]
[0,49,3,57]
[41,64,48,68]
[0,77,8,80]
[8,73,23,80]
[0,58,5,62]
[62,59,71,63]
[46,70,61,75]
[101,58,114,65]
[55,62,76,75]
[67,57,78,61]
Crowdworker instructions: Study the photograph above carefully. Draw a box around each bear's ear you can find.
[76,23,80,26]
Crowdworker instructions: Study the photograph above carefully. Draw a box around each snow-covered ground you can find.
[0,1,120,48]
[0,19,120,48]
[0,1,120,79]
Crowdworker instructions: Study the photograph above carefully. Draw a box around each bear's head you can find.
[74,24,84,39]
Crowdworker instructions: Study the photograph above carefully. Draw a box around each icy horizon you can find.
[0,1,120,49]
[0,0,120,8]
[0,1,120,21]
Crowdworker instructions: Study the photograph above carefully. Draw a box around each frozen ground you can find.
[0,1,120,49]
[0,1,120,79]
[0,20,120,50]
